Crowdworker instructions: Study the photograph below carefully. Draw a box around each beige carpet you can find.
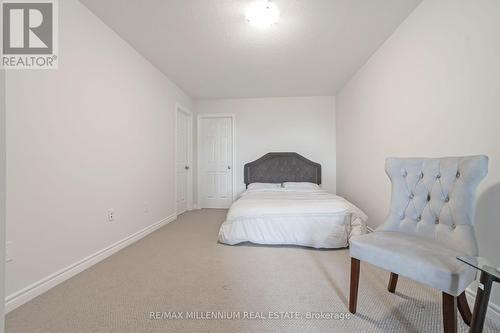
[6,209,500,333]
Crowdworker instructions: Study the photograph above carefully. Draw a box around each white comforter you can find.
[218,188,368,248]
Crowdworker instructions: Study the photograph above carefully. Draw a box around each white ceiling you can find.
[80,0,422,99]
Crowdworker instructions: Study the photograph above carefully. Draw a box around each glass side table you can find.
[457,256,500,333]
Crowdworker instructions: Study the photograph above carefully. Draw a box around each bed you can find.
[218,153,368,248]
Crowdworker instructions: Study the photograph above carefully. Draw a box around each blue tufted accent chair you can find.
[349,156,488,333]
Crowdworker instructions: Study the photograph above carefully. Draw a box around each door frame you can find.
[175,103,194,214]
[196,113,236,208]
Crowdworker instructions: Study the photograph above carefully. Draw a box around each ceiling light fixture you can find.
[245,0,280,29]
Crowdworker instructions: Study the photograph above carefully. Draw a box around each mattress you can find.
[218,187,368,248]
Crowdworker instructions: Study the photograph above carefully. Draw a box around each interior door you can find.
[199,116,233,208]
[176,109,191,214]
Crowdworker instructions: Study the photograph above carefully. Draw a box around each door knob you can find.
[185,166,190,170]
[227,166,231,170]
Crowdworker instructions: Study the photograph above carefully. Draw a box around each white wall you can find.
[195,96,336,198]
[337,0,500,308]
[5,0,192,309]
[0,69,6,331]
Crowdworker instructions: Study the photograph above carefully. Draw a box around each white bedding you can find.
[218,187,368,248]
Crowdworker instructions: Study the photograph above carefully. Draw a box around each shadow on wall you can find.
[474,182,500,301]
[476,183,500,257]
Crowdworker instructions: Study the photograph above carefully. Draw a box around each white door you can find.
[176,109,192,214]
[199,116,233,208]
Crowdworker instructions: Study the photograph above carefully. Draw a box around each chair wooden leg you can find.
[349,258,360,314]
[442,292,457,333]
[457,291,472,326]
[388,273,398,293]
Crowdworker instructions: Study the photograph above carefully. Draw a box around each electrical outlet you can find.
[107,209,115,222]
[6,241,13,263]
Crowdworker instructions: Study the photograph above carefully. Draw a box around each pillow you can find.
[282,182,320,190]
[247,182,282,190]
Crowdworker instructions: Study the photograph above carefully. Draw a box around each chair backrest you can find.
[378,156,488,256]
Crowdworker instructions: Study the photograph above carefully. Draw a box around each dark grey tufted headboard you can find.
[244,152,321,187]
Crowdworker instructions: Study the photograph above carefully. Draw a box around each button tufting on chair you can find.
[350,155,488,301]
[456,171,460,178]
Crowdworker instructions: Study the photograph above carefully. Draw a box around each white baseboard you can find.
[5,213,177,313]
[466,287,500,323]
